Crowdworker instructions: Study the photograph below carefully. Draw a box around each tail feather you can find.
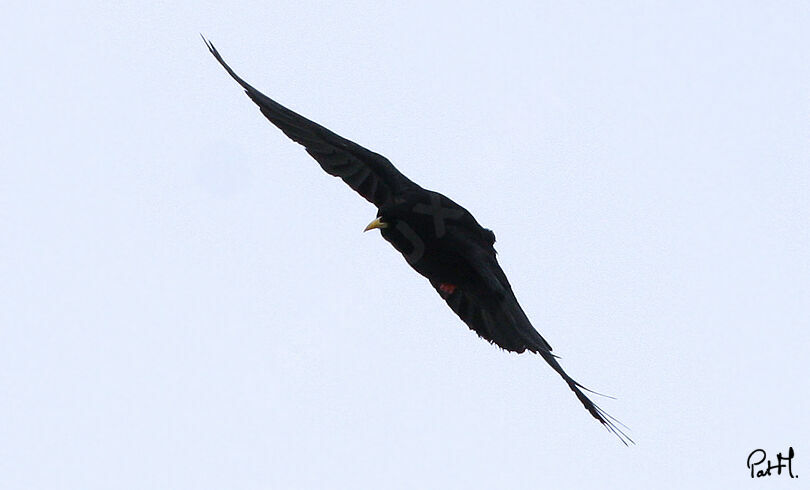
[540,351,634,445]
[497,289,633,444]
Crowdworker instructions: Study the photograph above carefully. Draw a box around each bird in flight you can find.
[204,37,631,444]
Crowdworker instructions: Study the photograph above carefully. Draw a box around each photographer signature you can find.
[747,447,797,479]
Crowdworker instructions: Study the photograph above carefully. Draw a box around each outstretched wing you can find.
[204,37,420,208]
[430,257,633,445]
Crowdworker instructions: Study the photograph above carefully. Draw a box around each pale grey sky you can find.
[2,1,808,489]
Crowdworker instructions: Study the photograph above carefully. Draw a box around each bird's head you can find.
[363,215,389,233]
[362,200,445,267]
[363,208,408,241]
[363,209,426,265]
[363,202,411,235]
[362,201,416,236]
[362,206,414,246]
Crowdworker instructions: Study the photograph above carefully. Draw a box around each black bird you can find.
[204,38,631,444]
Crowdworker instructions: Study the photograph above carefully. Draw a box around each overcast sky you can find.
[2,1,808,489]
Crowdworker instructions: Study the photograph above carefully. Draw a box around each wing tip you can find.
[201,35,256,95]
[200,33,217,58]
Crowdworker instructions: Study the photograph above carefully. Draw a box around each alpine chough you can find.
[204,38,631,444]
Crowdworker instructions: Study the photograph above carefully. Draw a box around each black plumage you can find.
[204,38,631,444]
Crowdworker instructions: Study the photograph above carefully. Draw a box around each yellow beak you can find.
[364,217,388,232]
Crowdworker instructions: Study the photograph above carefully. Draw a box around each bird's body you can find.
[205,38,631,444]
[379,190,493,288]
